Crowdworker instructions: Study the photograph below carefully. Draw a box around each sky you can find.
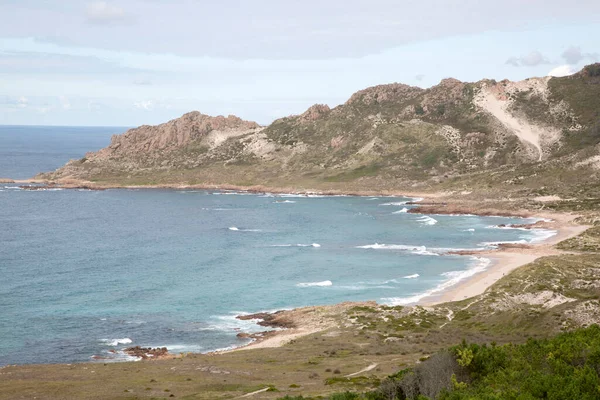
[1,0,599,127]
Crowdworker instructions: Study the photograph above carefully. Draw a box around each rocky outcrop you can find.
[346,83,423,105]
[237,311,296,329]
[124,346,170,360]
[298,104,331,122]
[40,64,600,191]
[94,111,260,161]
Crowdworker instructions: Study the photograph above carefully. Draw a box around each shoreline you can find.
[7,178,450,199]
[218,210,587,353]
[420,211,588,306]
[3,179,588,358]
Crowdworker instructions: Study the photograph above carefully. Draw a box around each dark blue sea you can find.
[0,125,556,365]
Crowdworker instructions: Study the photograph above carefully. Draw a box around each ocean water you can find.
[0,125,126,179]
[0,126,556,365]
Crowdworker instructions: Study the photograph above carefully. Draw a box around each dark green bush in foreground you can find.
[279,325,600,400]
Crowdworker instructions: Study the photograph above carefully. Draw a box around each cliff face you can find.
[94,111,261,161]
[43,64,600,193]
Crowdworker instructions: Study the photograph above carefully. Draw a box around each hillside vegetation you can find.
[276,325,600,400]
[39,64,600,198]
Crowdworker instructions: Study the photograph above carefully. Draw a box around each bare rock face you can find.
[40,63,600,189]
[298,104,331,122]
[94,111,260,161]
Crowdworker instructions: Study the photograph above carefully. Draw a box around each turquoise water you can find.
[0,126,555,365]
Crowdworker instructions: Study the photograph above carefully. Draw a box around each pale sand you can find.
[225,211,588,351]
[421,212,589,305]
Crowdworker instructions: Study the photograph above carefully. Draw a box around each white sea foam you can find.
[480,228,557,247]
[143,344,204,353]
[480,239,529,247]
[229,227,262,232]
[383,257,491,305]
[356,243,440,256]
[296,280,332,287]
[91,350,141,363]
[212,191,253,196]
[270,243,321,248]
[487,225,530,231]
[199,313,265,333]
[528,229,558,243]
[392,208,409,214]
[338,284,394,290]
[274,200,296,203]
[403,273,420,279]
[417,216,438,225]
[101,338,133,346]
[277,193,328,198]
[379,201,409,206]
[464,228,475,232]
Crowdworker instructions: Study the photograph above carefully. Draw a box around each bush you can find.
[330,392,360,400]
[584,63,600,77]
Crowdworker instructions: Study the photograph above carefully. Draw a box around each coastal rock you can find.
[0,178,14,183]
[237,311,296,329]
[124,346,170,360]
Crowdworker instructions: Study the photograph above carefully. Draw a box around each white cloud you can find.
[86,1,128,24]
[133,79,152,86]
[59,96,71,110]
[17,96,28,108]
[3,0,599,59]
[133,100,154,110]
[562,46,584,64]
[561,45,599,65]
[506,51,549,67]
[547,65,576,77]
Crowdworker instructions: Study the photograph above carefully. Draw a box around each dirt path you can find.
[236,387,270,398]
[345,363,378,377]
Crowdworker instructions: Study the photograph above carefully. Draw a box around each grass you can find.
[5,229,600,399]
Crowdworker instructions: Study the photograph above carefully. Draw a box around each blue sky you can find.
[1,1,599,126]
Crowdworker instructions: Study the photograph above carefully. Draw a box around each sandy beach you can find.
[7,180,590,354]
[421,211,588,305]
[220,207,589,353]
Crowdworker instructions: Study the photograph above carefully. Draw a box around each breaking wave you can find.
[392,208,409,214]
[356,243,440,256]
[296,280,333,287]
[101,338,133,347]
[417,216,438,225]
[229,227,262,232]
[402,273,420,279]
[270,243,321,248]
[383,257,491,305]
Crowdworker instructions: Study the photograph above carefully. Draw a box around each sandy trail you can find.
[345,363,378,377]
[236,387,270,398]
[475,87,544,161]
